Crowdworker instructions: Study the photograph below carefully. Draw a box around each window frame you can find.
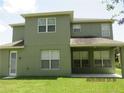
[38,18,56,33]
[72,24,81,32]
[101,23,111,37]
[40,50,60,70]
[73,51,90,68]
[94,50,112,68]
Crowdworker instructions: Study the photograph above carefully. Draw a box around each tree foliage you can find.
[102,0,124,24]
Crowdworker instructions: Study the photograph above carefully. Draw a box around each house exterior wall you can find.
[24,15,71,45]
[0,47,115,76]
[15,15,72,76]
[17,46,71,76]
[71,22,113,39]
[0,50,9,76]
[13,26,24,42]
[0,12,117,76]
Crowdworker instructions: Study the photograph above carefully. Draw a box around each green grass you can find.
[0,77,124,93]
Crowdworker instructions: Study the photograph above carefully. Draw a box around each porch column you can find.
[120,47,124,78]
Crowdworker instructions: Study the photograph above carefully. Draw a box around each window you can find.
[73,24,81,32]
[41,50,60,69]
[48,18,56,32]
[38,18,46,32]
[73,51,90,68]
[38,18,56,32]
[101,24,111,37]
[94,51,111,68]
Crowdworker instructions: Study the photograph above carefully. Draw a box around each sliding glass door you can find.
[72,51,90,73]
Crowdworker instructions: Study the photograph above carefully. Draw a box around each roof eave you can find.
[9,23,25,27]
[21,11,73,18]
[70,44,124,47]
[0,46,24,49]
[72,19,115,23]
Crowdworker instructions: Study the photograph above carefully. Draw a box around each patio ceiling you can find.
[70,38,124,47]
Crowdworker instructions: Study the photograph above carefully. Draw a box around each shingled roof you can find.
[0,40,24,49]
[70,38,124,47]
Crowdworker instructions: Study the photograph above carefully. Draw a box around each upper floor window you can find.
[101,24,111,37]
[38,18,56,33]
[73,24,81,32]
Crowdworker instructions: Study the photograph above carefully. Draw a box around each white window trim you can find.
[101,23,111,37]
[37,18,56,33]
[41,50,60,70]
[73,24,81,32]
[9,51,17,76]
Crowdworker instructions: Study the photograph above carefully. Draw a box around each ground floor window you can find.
[73,51,90,68]
[94,50,112,68]
[41,50,60,69]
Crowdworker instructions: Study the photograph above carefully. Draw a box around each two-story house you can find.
[0,11,124,77]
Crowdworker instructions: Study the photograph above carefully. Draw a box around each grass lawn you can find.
[0,76,124,93]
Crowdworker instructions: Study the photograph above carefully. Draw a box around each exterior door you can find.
[9,51,17,76]
[72,51,90,73]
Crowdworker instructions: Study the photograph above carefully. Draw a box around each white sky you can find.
[0,0,124,45]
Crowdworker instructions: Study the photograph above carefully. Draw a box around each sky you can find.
[0,0,124,45]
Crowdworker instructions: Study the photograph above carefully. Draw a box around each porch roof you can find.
[70,38,124,47]
[0,40,24,49]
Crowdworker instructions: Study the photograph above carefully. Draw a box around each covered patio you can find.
[71,74,122,78]
[70,38,124,78]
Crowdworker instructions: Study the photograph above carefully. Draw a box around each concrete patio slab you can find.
[71,74,122,78]
[2,76,16,80]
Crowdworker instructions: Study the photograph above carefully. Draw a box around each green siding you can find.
[71,22,113,39]
[0,50,9,76]
[16,15,71,76]
[17,45,71,76]
[25,15,70,45]
[13,26,24,42]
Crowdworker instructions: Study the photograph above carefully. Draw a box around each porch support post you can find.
[120,47,124,78]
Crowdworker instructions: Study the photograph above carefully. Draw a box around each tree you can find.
[102,0,124,24]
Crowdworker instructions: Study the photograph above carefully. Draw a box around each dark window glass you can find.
[73,29,80,32]
[51,60,59,69]
[82,60,90,68]
[41,60,49,69]
[48,25,55,32]
[103,60,112,67]
[39,26,46,32]
[73,60,80,68]
[95,60,102,67]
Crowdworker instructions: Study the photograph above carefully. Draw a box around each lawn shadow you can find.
[2,76,58,80]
